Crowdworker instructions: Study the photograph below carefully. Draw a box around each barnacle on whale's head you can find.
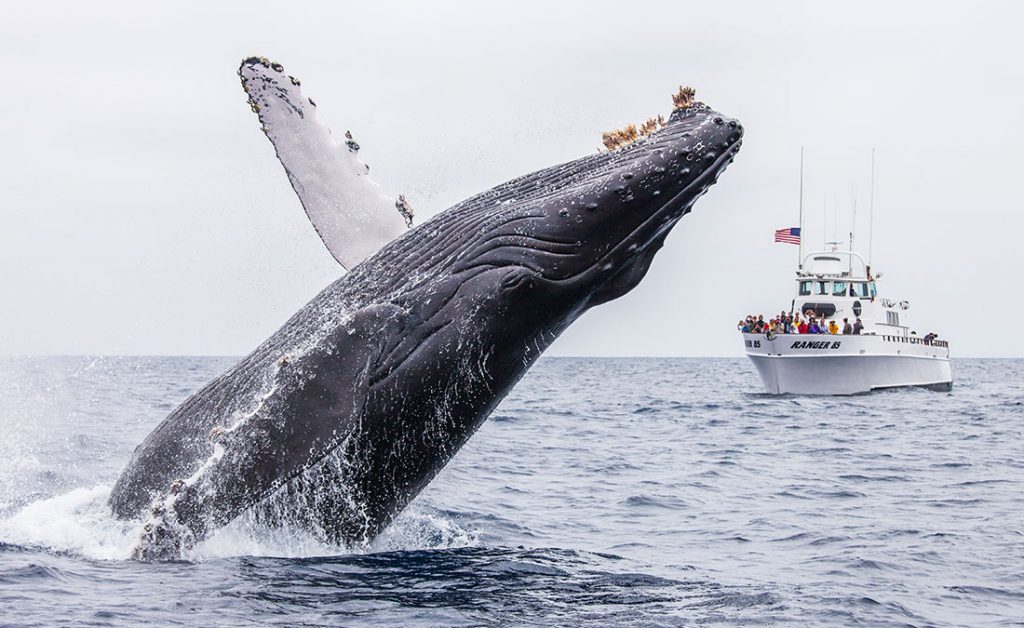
[602,86,697,151]
[672,85,697,110]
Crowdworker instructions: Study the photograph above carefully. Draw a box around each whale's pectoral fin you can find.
[139,304,408,552]
[239,57,412,269]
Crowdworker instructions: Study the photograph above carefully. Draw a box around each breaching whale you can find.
[109,59,744,560]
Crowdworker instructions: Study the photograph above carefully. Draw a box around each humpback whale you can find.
[109,59,743,560]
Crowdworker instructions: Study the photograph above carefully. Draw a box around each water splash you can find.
[0,484,476,562]
[0,486,139,561]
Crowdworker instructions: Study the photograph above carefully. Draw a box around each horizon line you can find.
[0,353,1019,360]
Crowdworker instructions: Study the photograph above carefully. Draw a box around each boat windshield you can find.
[816,281,828,295]
[799,280,812,296]
[832,281,847,296]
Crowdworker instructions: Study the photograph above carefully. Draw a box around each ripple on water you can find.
[0,357,1022,626]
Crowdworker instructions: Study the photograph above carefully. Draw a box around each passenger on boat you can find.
[798,318,809,334]
[853,318,864,334]
[828,320,839,335]
[842,318,853,335]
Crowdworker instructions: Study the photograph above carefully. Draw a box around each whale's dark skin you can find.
[109,101,743,559]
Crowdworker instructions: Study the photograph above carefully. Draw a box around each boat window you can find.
[799,280,812,296]
[852,283,870,298]
[832,281,847,297]
[869,282,877,298]
[886,311,900,326]
[816,281,829,295]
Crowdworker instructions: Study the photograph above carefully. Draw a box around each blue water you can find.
[1,357,1021,626]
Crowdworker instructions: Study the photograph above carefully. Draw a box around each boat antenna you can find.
[822,195,827,250]
[833,192,839,244]
[798,146,804,269]
[849,185,857,274]
[868,147,876,267]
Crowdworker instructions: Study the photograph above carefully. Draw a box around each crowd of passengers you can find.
[738,310,863,336]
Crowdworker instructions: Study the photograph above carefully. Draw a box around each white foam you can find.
[0,485,140,560]
[190,504,479,560]
[0,486,477,562]
[373,508,480,553]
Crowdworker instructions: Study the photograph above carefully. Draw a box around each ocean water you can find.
[0,356,1021,626]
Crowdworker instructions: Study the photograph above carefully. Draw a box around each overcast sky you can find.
[2,1,1021,357]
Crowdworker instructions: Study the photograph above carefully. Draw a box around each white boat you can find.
[741,249,952,395]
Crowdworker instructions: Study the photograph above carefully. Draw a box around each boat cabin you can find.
[793,250,910,337]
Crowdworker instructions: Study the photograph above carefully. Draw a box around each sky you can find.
[1,1,1022,357]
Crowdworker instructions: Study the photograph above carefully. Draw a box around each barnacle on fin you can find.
[344,130,360,152]
[672,85,696,110]
[270,62,284,72]
[396,194,414,228]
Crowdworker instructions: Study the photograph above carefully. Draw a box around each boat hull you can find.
[742,333,952,395]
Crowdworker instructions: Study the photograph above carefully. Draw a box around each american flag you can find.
[774,227,801,244]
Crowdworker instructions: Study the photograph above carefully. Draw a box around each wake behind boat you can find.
[740,248,951,395]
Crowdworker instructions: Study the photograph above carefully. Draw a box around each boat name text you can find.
[790,340,841,350]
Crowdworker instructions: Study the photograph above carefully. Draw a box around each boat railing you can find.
[881,335,948,348]
[740,330,949,349]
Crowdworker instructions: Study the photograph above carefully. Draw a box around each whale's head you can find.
[431,97,743,314]
[339,92,742,362]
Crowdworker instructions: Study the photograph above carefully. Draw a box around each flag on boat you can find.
[774,227,800,244]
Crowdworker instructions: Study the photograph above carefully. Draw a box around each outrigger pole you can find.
[868,147,876,267]
[798,146,804,269]
[849,185,857,274]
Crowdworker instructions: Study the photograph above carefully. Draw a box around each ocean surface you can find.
[0,356,1021,626]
